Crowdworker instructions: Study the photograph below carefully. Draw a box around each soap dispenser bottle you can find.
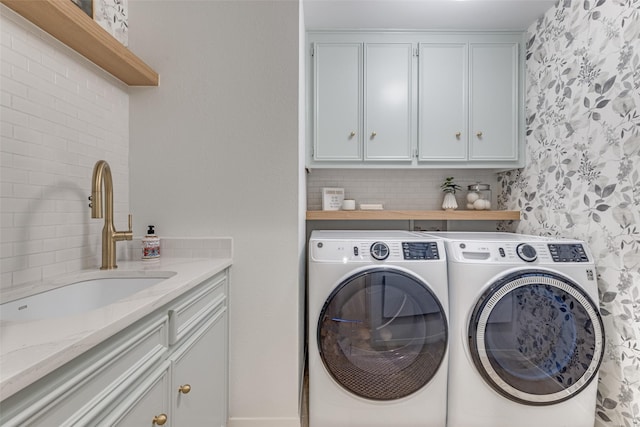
[142,225,160,261]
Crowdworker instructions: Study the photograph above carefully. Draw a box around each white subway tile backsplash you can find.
[41,53,68,77]
[27,251,55,267]
[1,46,28,70]
[127,238,233,261]
[1,77,27,98]
[28,225,56,240]
[0,242,12,258]
[27,59,55,83]
[13,266,41,284]
[14,125,43,144]
[0,5,129,292]
[1,105,29,127]
[307,169,500,211]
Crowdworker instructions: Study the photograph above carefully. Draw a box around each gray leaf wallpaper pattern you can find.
[498,1,640,426]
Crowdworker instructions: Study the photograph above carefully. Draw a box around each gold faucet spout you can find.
[91,160,133,270]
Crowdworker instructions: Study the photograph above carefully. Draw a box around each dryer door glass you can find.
[317,267,448,400]
[468,270,605,405]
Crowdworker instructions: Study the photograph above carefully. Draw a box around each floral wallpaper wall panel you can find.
[498,1,640,426]
[94,0,128,46]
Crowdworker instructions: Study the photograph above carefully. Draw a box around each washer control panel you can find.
[548,243,589,262]
[311,239,442,262]
[402,242,440,260]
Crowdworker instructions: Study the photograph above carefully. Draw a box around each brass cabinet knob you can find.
[476,131,483,137]
[349,131,356,137]
[152,414,168,425]
[179,384,191,394]
[455,132,461,138]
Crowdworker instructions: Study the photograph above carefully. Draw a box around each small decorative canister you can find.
[466,183,492,210]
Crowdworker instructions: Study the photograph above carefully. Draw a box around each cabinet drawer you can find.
[168,271,227,345]
[1,317,168,427]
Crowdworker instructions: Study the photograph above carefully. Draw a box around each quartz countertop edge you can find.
[0,257,232,401]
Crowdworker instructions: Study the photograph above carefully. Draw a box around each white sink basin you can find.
[0,273,175,322]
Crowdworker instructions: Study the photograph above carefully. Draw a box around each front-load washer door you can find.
[468,269,605,405]
[317,267,448,401]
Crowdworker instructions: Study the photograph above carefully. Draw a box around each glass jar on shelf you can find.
[466,183,492,210]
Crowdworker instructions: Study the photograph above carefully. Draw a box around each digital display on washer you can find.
[402,242,439,260]
[548,244,589,262]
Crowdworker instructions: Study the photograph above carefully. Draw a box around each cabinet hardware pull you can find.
[179,384,192,394]
[349,131,356,137]
[152,414,168,425]
[476,131,483,137]
[371,131,377,137]
[455,132,461,138]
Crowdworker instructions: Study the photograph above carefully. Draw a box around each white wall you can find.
[128,1,302,426]
[0,6,130,293]
[297,0,308,416]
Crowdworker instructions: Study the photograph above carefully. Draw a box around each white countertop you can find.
[0,257,232,401]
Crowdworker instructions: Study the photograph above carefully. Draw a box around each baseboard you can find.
[228,417,301,427]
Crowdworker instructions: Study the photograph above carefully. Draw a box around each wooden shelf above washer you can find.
[306,210,521,221]
[2,0,159,86]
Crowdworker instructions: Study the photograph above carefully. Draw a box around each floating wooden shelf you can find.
[306,210,521,221]
[2,0,158,86]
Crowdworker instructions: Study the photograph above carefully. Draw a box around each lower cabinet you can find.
[172,309,227,426]
[98,363,172,426]
[0,268,229,427]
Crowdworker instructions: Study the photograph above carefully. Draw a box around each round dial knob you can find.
[516,243,537,262]
[370,242,390,260]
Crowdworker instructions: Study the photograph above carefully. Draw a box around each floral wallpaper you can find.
[94,0,128,46]
[498,1,640,426]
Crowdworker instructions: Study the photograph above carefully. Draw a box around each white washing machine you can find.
[423,232,604,427]
[308,230,449,427]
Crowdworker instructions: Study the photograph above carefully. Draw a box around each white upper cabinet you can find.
[418,40,519,164]
[312,42,412,163]
[364,43,413,161]
[307,32,524,169]
[313,43,363,161]
[469,43,519,161]
[418,43,468,161]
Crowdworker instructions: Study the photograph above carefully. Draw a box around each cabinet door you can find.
[418,43,467,161]
[469,43,518,160]
[364,43,413,161]
[313,43,362,161]
[172,309,227,427]
[97,363,171,427]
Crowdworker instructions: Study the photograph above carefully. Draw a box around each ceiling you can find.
[303,0,556,31]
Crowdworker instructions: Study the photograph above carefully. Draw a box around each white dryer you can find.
[308,230,449,427]
[424,232,604,427]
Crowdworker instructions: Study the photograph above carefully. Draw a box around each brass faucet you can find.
[90,160,132,270]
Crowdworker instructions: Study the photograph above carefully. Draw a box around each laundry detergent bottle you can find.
[142,225,160,261]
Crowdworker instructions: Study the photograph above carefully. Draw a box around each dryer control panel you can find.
[548,243,589,262]
[446,241,592,264]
